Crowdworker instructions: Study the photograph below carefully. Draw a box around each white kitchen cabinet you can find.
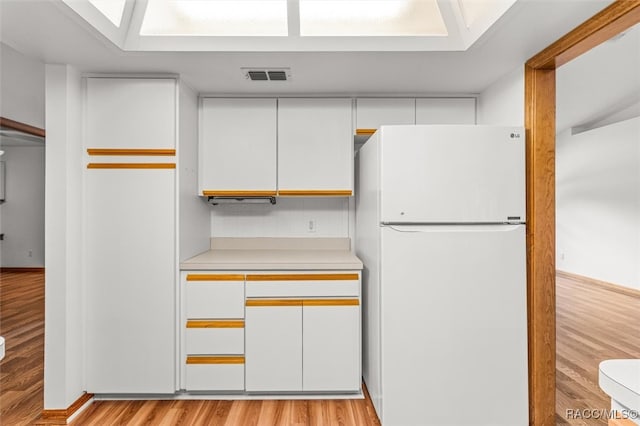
[245,301,303,392]
[277,98,353,195]
[303,302,360,392]
[185,360,245,391]
[199,98,277,196]
[355,98,415,132]
[86,78,176,150]
[185,274,245,319]
[85,166,176,393]
[244,272,361,393]
[181,273,246,392]
[415,98,476,124]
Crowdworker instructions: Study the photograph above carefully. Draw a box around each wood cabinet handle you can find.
[303,299,359,306]
[186,274,244,281]
[186,320,244,328]
[277,190,352,197]
[87,149,176,156]
[246,299,303,307]
[186,356,244,364]
[246,299,359,306]
[355,128,377,136]
[87,163,175,169]
[202,190,277,197]
[246,274,358,281]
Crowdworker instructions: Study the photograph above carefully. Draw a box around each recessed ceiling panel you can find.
[299,0,447,36]
[140,0,288,36]
[88,0,127,26]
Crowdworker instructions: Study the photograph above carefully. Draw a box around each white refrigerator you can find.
[356,125,528,426]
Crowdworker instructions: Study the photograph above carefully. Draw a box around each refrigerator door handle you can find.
[383,224,525,233]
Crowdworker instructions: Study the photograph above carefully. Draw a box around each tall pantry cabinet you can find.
[84,78,177,393]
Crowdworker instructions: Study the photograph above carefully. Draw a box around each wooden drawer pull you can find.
[186,274,244,281]
[355,128,377,136]
[87,148,176,156]
[202,190,277,197]
[246,273,358,281]
[246,299,303,307]
[303,299,359,306]
[87,163,175,169]
[186,356,245,365]
[186,320,244,328]
[277,190,353,197]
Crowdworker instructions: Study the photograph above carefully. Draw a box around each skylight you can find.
[88,0,126,27]
[140,0,289,36]
[60,0,519,51]
[299,0,447,37]
[458,0,516,29]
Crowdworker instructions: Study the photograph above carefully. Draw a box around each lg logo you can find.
[510,132,521,139]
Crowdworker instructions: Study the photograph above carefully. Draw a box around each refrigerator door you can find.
[379,125,525,223]
[379,224,528,426]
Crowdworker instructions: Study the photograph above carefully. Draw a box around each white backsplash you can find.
[210,198,350,238]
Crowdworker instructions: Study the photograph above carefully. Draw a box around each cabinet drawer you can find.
[185,275,244,319]
[246,273,359,298]
[185,357,244,391]
[185,321,244,355]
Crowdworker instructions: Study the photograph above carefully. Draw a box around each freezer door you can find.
[379,224,528,426]
[380,125,525,223]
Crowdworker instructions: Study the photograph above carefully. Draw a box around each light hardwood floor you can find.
[2,271,639,425]
[0,271,45,426]
[556,272,640,425]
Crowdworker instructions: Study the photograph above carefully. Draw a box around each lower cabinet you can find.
[182,273,246,391]
[245,298,360,393]
[181,271,361,394]
[245,301,303,392]
[303,301,360,391]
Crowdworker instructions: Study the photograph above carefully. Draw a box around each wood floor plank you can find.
[0,271,45,426]
[555,273,640,425]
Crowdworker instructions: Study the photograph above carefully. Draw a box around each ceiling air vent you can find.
[247,71,268,81]
[267,71,287,81]
[243,68,291,81]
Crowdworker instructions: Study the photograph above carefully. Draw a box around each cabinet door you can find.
[85,166,175,393]
[415,98,476,124]
[356,98,415,132]
[86,78,176,149]
[277,98,353,195]
[245,301,302,391]
[200,98,277,195]
[303,301,361,392]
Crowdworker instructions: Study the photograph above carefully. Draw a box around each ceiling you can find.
[0,0,614,95]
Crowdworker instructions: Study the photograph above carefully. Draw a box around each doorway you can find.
[525,3,640,424]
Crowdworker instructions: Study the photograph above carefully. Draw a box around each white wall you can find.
[477,66,524,126]
[556,117,640,290]
[0,145,45,267]
[0,43,46,268]
[0,42,45,128]
[179,83,210,260]
[44,64,84,409]
[211,198,350,238]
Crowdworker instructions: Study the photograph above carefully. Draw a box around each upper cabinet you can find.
[415,98,476,124]
[199,98,277,196]
[85,78,176,149]
[277,98,353,196]
[355,98,415,133]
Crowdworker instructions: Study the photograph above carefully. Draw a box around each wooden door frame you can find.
[525,1,640,424]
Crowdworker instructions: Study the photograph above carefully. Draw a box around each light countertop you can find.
[180,238,363,271]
